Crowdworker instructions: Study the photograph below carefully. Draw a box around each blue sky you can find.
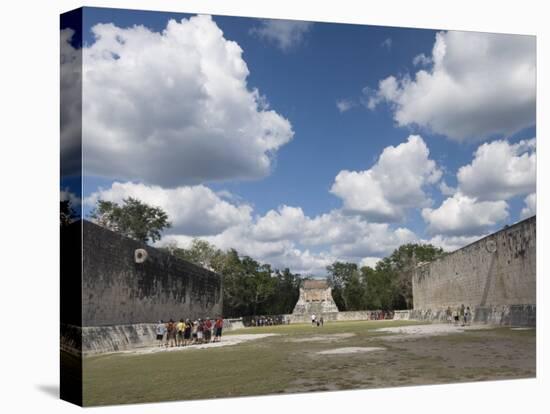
[60,7,536,275]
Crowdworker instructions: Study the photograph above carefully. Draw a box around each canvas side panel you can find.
[60,7,83,407]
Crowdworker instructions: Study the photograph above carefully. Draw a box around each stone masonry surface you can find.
[412,216,535,322]
[82,220,223,326]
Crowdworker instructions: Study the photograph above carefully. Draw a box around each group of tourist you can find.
[250,316,290,326]
[446,304,472,326]
[368,310,394,320]
[311,314,324,326]
[155,317,224,348]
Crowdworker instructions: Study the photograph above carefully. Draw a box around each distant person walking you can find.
[320,316,324,326]
[460,304,465,326]
[311,314,316,326]
[156,320,166,347]
[453,309,459,325]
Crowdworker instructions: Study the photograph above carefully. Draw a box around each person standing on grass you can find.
[184,319,192,346]
[453,308,460,325]
[311,314,316,326]
[205,318,213,343]
[214,316,224,342]
[320,316,324,326]
[460,304,465,326]
[176,318,185,347]
[446,306,452,323]
[465,306,471,326]
[197,319,204,344]
[156,320,166,347]
[166,319,177,348]
[192,320,198,344]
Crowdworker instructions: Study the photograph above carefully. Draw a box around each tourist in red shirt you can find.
[213,317,224,342]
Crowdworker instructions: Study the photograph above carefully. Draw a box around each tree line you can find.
[164,239,444,317]
[76,197,446,317]
[326,243,445,312]
[162,240,301,317]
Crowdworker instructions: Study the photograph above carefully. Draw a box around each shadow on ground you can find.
[36,384,59,399]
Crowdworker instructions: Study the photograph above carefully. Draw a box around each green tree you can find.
[245,259,276,315]
[218,252,277,317]
[89,197,171,243]
[342,270,368,311]
[326,244,445,312]
[171,241,302,317]
[60,199,78,227]
[361,265,396,310]
[216,249,248,316]
[264,268,301,314]
[326,262,366,311]
[374,243,445,309]
[166,239,226,271]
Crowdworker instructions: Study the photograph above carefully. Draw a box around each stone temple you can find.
[292,279,339,316]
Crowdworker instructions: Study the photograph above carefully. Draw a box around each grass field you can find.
[80,320,536,406]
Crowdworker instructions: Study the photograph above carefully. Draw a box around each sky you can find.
[60,7,536,276]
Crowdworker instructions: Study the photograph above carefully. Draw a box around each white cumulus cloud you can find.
[520,193,536,219]
[412,53,432,67]
[368,31,535,141]
[161,229,334,276]
[60,29,82,177]
[330,135,442,222]
[74,15,293,187]
[252,205,308,242]
[250,19,313,51]
[60,188,81,209]
[457,139,536,201]
[85,182,252,236]
[251,207,418,255]
[359,257,382,268]
[422,193,508,236]
[336,99,356,113]
[330,224,417,258]
[425,137,535,237]
[158,203,419,275]
[439,181,457,196]
[381,37,392,50]
[426,234,487,252]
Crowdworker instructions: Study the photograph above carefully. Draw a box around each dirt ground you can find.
[282,323,535,393]
[81,320,536,405]
[117,334,279,356]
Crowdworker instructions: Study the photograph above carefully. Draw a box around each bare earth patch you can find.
[288,333,356,343]
[317,347,386,355]
[118,334,279,356]
[374,324,492,341]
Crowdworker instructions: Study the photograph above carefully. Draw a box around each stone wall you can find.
[82,220,223,326]
[393,305,536,326]
[286,310,392,324]
[412,216,536,325]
